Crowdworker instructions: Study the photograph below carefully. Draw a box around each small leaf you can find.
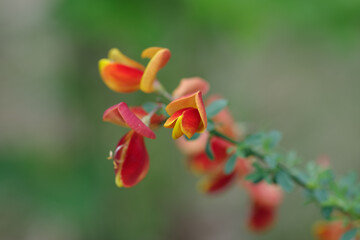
[224,154,238,175]
[276,170,294,192]
[185,133,200,141]
[341,228,358,240]
[245,172,264,184]
[266,130,282,149]
[321,207,333,220]
[207,120,215,131]
[205,138,214,160]
[264,155,278,169]
[314,189,329,203]
[142,102,158,113]
[206,99,228,118]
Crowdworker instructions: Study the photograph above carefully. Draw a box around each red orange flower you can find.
[313,220,358,240]
[113,130,149,188]
[104,102,163,188]
[164,91,207,139]
[245,182,283,232]
[99,47,170,93]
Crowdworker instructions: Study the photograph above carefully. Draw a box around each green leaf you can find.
[185,133,200,141]
[321,207,333,220]
[207,120,215,131]
[276,170,294,192]
[292,169,309,185]
[341,228,358,240]
[245,172,264,183]
[142,102,158,113]
[314,189,329,203]
[266,130,282,149]
[206,99,228,118]
[264,155,278,169]
[224,154,238,175]
[205,138,214,160]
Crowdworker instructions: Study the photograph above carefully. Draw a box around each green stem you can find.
[209,129,360,220]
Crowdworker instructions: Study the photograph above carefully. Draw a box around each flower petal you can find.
[141,47,164,58]
[172,116,184,139]
[248,201,276,232]
[180,108,201,139]
[103,104,126,127]
[195,91,207,132]
[114,131,150,188]
[118,102,156,139]
[172,77,210,98]
[140,48,171,93]
[164,108,188,128]
[108,48,145,70]
[199,171,236,194]
[99,61,143,93]
[246,182,283,208]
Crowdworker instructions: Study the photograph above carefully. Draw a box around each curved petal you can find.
[194,92,207,132]
[141,47,165,58]
[172,77,210,98]
[108,48,145,70]
[103,104,127,127]
[172,116,184,139]
[140,48,171,93]
[164,108,188,128]
[165,92,198,116]
[114,131,150,188]
[118,102,156,139]
[180,108,201,139]
[99,61,143,93]
[248,201,276,232]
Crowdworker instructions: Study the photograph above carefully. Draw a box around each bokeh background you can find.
[1,0,360,239]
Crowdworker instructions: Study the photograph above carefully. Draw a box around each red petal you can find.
[115,131,150,188]
[200,171,236,194]
[103,104,126,127]
[163,108,189,128]
[118,102,156,139]
[100,63,143,93]
[180,108,201,138]
[248,201,276,232]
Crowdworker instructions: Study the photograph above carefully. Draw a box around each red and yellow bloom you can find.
[104,102,162,187]
[313,220,358,240]
[113,130,149,188]
[164,91,207,139]
[99,47,170,93]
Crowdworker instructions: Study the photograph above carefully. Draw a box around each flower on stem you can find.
[104,102,161,187]
[99,47,170,93]
[313,220,358,240]
[113,130,149,188]
[172,77,210,99]
[245,182,283,232]
[164,91,207,139]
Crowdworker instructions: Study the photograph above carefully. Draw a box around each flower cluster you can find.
[99,47,360,238]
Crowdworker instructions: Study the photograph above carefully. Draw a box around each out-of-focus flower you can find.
[245,182,283,232]
[113,130,149,188]
[164,91,207,139]
[172,77,210,99]
[313,220,357,240]
[99,47,170,93]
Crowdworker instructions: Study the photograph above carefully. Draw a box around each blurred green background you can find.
[1,0,360,239]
